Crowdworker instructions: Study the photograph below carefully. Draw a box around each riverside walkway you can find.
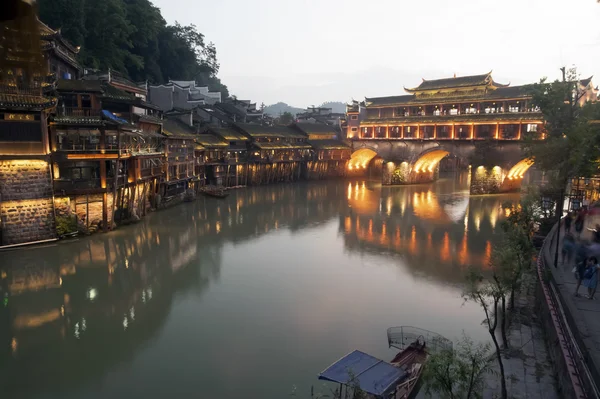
[544,222,600,398]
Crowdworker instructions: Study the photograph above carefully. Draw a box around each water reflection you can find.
[342,175,518,282]
[0,174,517,399]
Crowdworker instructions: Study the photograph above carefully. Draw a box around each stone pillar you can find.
[470,165,507,195]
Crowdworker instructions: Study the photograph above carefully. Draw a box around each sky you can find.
[152,0,600,108]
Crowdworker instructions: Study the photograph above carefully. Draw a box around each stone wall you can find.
[535,281,579,399]
[0,160,56,245]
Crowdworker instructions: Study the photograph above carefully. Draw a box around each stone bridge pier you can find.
[350,140,533,195]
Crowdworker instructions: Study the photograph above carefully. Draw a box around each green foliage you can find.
[55,215,77,237]
[522,68,600,190]
[276,111,294,125]
[37,0,229,98]
[469,139,504,169]
[423,334,496,399]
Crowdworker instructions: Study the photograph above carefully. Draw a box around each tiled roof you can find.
[359,111,542,125]
[57,79,103,92]
[195,133,228,148]
[137,114,163,125]
[308,139,351,150]
[52,115,103,125]
[0,93,57,110]
[407,72,496,91]
[365,85,534,107]
[365,95,415,106]
[235,123,307,139]
[162,118,196,138]
[215,102,246,118]
[580,76,593,87]
[254,142,312,150]
[101,83,135,102]
[204,127,249,141]
[292,122,338,136]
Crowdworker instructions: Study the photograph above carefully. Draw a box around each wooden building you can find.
[291,123,351,179]
[352,72,544,141]
[0,17,60,246]
[50,79,164,231]
[39,20,81,80]
[161,118,196,197]
[202,126,249,187]
[234,123,311,185]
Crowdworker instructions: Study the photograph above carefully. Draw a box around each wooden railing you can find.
[56,107,102,117]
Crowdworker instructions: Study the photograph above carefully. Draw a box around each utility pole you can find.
[554,66,569,268]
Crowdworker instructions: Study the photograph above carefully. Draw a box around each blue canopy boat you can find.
[318,327,451,399]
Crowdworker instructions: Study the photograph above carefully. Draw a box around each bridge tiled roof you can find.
[365,85,534,107]
[359,111,542,125]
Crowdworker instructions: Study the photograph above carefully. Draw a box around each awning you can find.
[318,350,406,397]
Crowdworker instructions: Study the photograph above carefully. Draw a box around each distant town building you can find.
[296,106,345,127]
[147,80,222,112]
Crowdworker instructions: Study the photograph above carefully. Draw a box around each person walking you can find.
[562,233,575,266]
[564,211,573,234]
[583,256,600,299]
[575,210,586,239]
[574,240,589,297]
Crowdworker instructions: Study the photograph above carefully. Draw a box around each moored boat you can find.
[317,326,451,399]
[200,187,229,198]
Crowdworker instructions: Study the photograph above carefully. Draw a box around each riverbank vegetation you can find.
[422,334,496,399]
[522,67,600,235]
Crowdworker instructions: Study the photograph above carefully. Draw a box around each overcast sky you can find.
[152,0,600,107]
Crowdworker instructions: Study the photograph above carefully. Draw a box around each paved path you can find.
[484,273,558,399]
[545,217,600,386]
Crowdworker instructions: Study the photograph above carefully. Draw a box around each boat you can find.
[200,187,229,199]
[317,326,451,399]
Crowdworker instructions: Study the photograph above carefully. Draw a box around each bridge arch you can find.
[348,148,379,170]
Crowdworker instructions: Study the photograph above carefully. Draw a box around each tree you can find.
[276,111,294,125]
[522,68,600,237]
[469,139,505,169]
[463,269,508,399]
[37,0,230,97]
[422,334,496,399]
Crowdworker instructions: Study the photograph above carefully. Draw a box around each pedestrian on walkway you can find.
[562,233,575,266]
[575,210,586,239]
[565,211,573,234]
[574,240,589,297]
[583,256,600,299]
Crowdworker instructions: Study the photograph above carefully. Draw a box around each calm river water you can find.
[0,173,520,399]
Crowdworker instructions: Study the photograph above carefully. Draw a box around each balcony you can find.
[57,107,102,118]
[140,166,163,178]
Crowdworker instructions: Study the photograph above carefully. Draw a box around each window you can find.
[527,124,538,132]
[450,108,458,115]
[351,127,358,132]
[406,127,411,133]
[351,115,358,120]
[81,94,91,108]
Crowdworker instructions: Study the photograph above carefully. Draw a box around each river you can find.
[0,173,520,399]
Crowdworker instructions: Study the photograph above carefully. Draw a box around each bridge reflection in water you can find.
[0,175,519,399]
[342,174,519,283]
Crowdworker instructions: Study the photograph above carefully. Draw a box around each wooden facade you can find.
[290,122,351,179]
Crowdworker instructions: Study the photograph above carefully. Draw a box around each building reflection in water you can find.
[0,175,518,398]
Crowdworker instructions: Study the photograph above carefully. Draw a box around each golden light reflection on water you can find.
[343,177,517,272]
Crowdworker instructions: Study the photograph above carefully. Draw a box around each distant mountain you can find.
[263,102,305,117]
[264,101,346,117]
[319,101,346,114]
